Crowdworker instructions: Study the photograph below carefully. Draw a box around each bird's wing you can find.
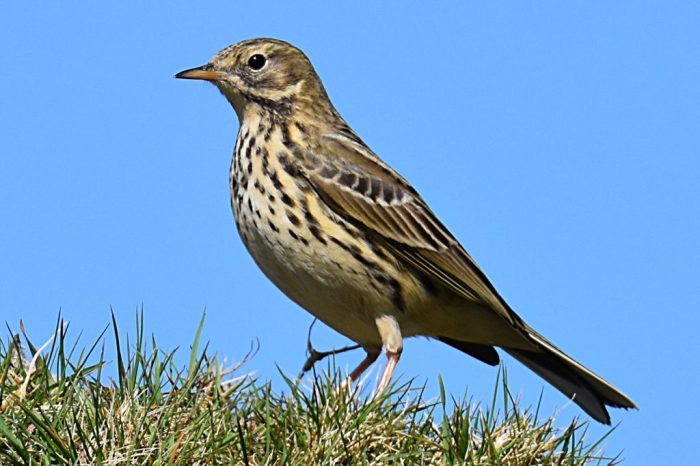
[302,132,522,326]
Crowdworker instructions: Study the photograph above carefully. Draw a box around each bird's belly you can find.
[250,232,383,345]
[232,186,395,347]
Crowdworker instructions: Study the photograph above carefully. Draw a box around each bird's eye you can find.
[248,54,267,70]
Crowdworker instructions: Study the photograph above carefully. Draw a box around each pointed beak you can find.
[175,65,227,81]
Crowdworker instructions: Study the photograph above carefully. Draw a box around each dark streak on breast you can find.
[281,193,294,207]
[245,137,256,160]
[281,123,292,148]
[308,224,327,245]
[287,211,300,226]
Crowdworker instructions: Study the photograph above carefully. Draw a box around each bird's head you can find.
[176,38,327,120]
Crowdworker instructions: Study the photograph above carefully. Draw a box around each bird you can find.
[176,38,636,424]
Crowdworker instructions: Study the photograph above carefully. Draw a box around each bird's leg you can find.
[335,349,380,395]
[376,351,401,394]
[297,344,362,382]
[297,318,361,383]
[374,315,403,395]
[347,349,381,383]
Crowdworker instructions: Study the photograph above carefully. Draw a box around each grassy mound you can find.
[0,313,619,465]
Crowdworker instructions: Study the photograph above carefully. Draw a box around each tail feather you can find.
[505,325,637,424]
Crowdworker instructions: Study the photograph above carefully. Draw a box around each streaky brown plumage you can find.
[176,37,637,424]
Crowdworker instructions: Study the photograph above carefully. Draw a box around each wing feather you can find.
[303,133,522,326]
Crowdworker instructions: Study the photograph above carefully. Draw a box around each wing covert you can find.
[301,132,519,324]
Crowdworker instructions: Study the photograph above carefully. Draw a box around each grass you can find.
[0,312,621,465]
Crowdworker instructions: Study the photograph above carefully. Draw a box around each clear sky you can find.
[1,2,698,463]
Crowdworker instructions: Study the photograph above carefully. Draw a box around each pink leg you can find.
[348,350,380,383]
[375,350,401,394]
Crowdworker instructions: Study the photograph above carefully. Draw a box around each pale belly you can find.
[242,222,386,347]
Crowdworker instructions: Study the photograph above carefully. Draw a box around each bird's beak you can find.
[175,65,226,81]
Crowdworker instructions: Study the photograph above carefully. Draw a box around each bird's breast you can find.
[227,117,431,345]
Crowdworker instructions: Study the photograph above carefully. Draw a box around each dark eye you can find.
[248,54,266,70]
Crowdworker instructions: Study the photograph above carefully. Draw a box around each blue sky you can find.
[1,2,698,463]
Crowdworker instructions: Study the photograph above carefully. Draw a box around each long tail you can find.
[504,324,637,424]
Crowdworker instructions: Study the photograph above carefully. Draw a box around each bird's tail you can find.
[504,325,637,424]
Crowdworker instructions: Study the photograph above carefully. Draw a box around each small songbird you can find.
[176,38,636,424]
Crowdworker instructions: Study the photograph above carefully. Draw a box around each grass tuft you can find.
[0,314,621,465]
